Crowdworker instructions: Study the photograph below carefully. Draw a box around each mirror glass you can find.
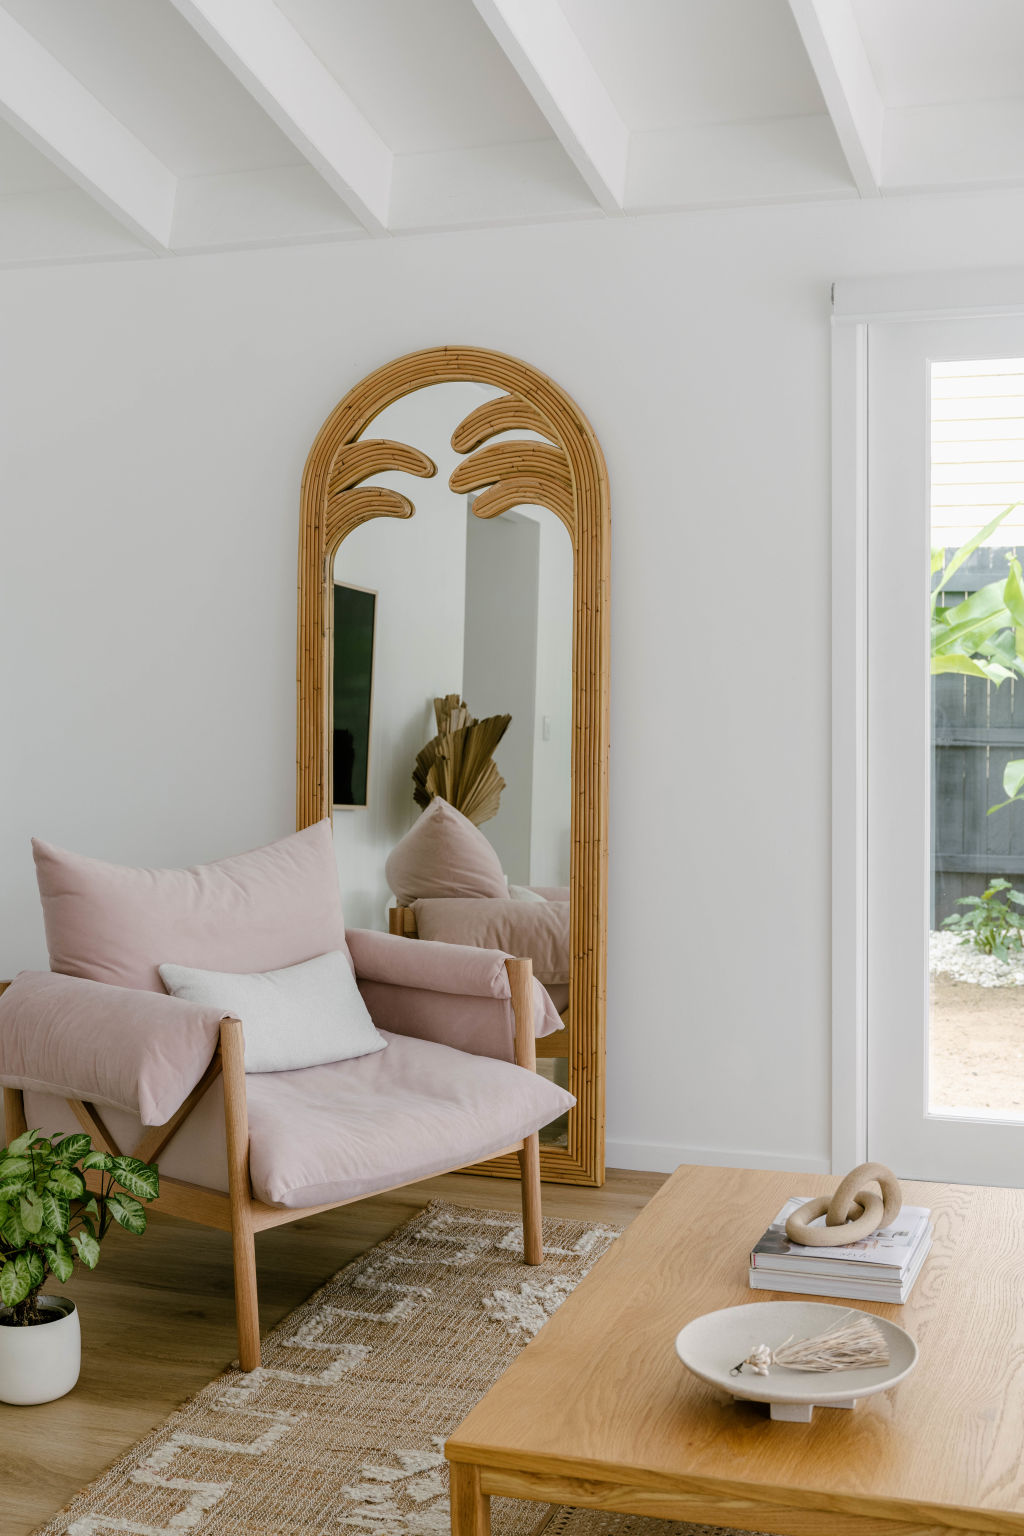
[331,383,572,1146]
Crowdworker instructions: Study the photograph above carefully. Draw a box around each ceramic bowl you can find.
[675,1300,917,1421]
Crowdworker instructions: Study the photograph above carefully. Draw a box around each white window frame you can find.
[831,268,1024,1171]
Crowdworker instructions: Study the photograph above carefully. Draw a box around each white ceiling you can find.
[0,0,1022,268]
[854,0,1024,110]
[277,0,552,153]
[559,0,826,131]
[0,115,68,191]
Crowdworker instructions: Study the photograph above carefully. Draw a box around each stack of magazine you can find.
[748,1197,932,1304]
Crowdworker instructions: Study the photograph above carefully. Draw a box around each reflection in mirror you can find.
[332,583,376,809]
[330,383,573,1146]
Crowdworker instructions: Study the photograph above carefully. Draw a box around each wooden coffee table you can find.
[446,1164,1024,1535]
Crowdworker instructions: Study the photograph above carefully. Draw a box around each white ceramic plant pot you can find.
[0,1296,81,1405]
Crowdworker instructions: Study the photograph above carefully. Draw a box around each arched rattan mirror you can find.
[297,347,608,1185]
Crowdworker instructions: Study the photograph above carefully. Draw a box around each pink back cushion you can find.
[384,798,507,904]
[33,821,347,992]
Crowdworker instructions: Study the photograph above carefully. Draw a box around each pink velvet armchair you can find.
[0,824,572,1370]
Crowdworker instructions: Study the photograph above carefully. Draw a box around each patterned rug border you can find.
[30,1198,623,1536]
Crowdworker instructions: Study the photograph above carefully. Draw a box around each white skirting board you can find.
[605,1139,832,1176]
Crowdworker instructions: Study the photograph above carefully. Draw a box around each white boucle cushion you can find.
[158,949,387,1074]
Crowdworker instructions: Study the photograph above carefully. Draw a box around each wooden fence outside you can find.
[933,544,1024,926]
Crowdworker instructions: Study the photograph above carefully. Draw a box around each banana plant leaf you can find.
[931,503,1020,614]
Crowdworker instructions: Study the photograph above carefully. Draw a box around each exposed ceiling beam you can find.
[0,9,175,252]
[786,0,884,197]
[471,0,628,215]
[167,0,392,236]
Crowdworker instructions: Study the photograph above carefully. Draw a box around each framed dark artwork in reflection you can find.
[332,583,376,808]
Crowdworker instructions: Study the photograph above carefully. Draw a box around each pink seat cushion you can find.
[384,799,508,903]
[246,1031,574,1208]
[32,821,346,993]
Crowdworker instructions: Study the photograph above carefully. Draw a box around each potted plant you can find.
[0,1126,159,1405]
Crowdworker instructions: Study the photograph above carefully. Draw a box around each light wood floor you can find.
[2,1167,665,1536]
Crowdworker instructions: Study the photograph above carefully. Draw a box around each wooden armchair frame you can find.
[0,958,542,1372]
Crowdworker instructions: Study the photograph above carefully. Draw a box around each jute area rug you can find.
[36,1200,756,1536]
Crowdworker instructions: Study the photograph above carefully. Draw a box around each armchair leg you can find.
[232,1218,261,1372]
[518,1132,543,1265]
[3,1086,27,1142]
[506,957,544,1266]
[221,1016,262,1371]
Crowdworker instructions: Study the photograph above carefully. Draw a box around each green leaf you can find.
[40,1190,69,1235]
[0,1158,32,1181]
[47,1167,85,1199]
[81,1151,113,1173]
[933,505,1020,603]
[46,1237,74,1284]
[4,1129,38,1159]
[934,579,1009,635]
[110,1158,159,1202]
[977,630,1024,676]
[19,1190,43,1235]
[106,1192,147,1236]
[52,1134,93,1164]
[1004,558,1024,630]
[24,1250,44,1289]
[932,653,1013,683]
[73,1231,100,1269]
[0,1256,33,1307]
[1,1205,28,1248]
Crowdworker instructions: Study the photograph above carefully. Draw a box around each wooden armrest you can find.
[507,957,536,1073]
[388,906,419,938]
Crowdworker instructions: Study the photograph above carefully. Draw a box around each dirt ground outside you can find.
[931,975,1024,1114]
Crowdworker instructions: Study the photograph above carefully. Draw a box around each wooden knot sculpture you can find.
[785,1162,902,1247]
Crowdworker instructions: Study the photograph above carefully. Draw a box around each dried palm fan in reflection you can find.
[413,694,511,825]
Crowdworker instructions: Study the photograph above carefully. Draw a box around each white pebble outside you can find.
[930,930,1024,988]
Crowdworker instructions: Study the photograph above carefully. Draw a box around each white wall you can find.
[331,384,481,929]
[8,189,1024,1172]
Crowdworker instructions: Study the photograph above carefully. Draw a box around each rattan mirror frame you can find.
[297,346,608,1186]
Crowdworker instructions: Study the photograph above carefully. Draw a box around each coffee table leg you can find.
[450,1462,490,1534]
